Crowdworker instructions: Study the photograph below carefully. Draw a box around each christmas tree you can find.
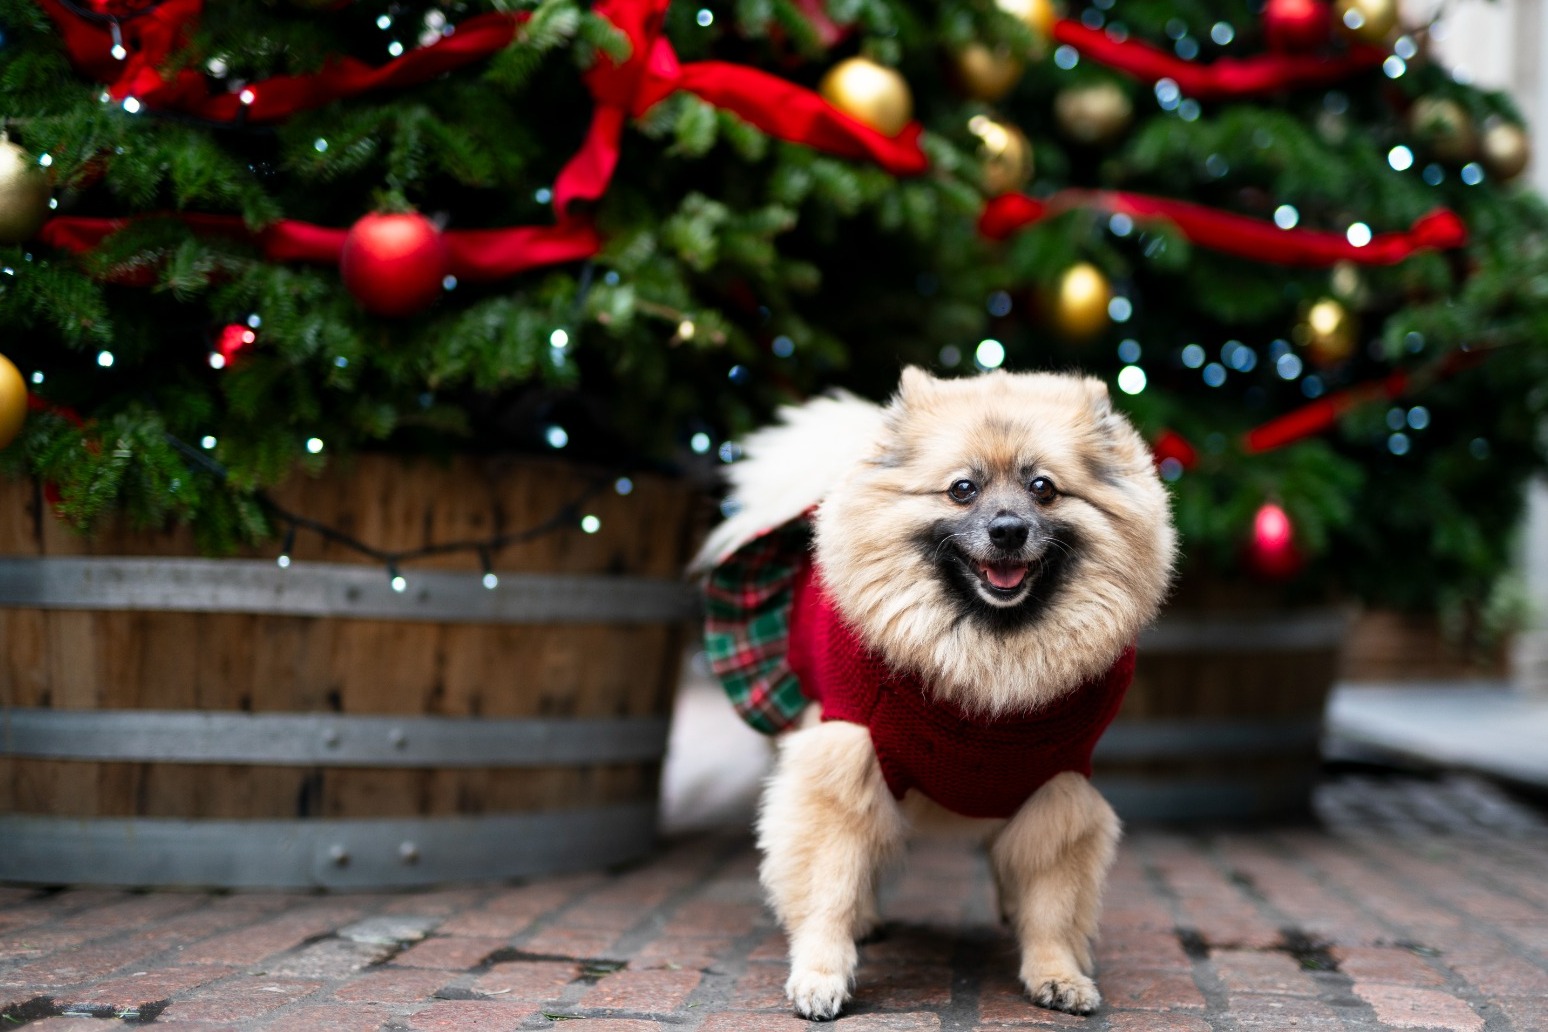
[2,0,1546,620]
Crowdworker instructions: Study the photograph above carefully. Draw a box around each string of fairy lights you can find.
[165,431,639,593]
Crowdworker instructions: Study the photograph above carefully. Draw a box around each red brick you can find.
[975,973,1092,1026]
[632,934,736,970]
[54,966,237,1010]
[3,938,162,988]
[746,932,788,962]
[577,968,702,1012]
[1098,965,1206,1010]
[1226,992,1346,1028]
[560,906,645,933]
[155,976,322,1023]
[518,926,621,960]
[1288,844,1465,935]
[1330,945,1446,988]
[1353,983,1484,1031]
[469,960,582,1004]
[1095,931,1192,970]
[255,1003,390,1031]
[1496,994,1548,1029]
[699,1013,813,1032]
[1435,941,1548,997]
[0,934,85,963]
[1210,950,1320,997]
[331,968,452,1004]
[266,939,396,979]
[175,907,368,967]
[1105,1015,1212,1032]
[1216,841,1387,947]
[392,937,507,971]
[380,889,487,917]
[834,1016,942,1031]
[433,886,579,937]
[860,931,963,967]
[539,1022,675,1032]
[395,1000,539,1029]
[858,963,953,1010]
[886,896,970,925]
[705,1015,941,1031]
[660,901,764,937]
[433,910,528,939]
[730,963,788,1009]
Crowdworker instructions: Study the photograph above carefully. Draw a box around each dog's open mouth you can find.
[975,559,1030,593]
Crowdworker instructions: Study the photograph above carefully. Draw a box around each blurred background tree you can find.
[2,0,1546,624]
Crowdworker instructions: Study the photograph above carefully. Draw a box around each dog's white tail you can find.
[690,391,887,573]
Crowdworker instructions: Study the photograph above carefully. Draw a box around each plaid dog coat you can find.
[703,517,1135,819]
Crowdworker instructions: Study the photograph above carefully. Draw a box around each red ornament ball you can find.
[1246,501,1303,580]
[1262,0,1332,52]
[340,212,449,317]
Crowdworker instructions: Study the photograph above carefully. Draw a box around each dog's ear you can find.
[1082,375,1154,471]
[896,366,938,408]
[1081,376,1114,421]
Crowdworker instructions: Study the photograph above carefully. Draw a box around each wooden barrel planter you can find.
[1341,609,1509,682]
[0,456,701,889]
[1092,581,1353,822]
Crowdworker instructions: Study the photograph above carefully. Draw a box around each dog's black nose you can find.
[987,514,1029,550]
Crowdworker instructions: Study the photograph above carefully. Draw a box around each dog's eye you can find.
[947,479,978,503]
[1029,477,1057,502]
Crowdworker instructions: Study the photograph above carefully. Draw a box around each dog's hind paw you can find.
[786,969,850,1021]
[1025,973,1101,1015]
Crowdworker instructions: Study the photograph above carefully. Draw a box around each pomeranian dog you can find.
[694,367,1175,1020]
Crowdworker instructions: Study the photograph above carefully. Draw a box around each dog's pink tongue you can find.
[983,561,1028,590]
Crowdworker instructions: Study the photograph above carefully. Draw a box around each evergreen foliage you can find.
[2,0,1547,624]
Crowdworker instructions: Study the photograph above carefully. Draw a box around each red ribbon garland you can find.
[553,0,927,212]
[38,0,926,197]
[39,0,199,90]
[37,214,602,283]
[38,0,526,124]
[980,191,1468,267]
[1242,349,1487,453]
[1051,20,1387,100]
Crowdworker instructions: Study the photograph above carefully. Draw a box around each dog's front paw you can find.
[786,968,850,1021]
[1024,972,1101,1015]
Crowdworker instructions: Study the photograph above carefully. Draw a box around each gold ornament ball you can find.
[1053,82,1134,146]
[1299,298,1359,366]
[819,58,914,137]
[1481,120,1531,181]
[968,115,1034,195]
[997,0,1058,57]
[1053,262,1112,340]
[0,353,27,451]
[0,136,52,246]
[1333,0,1397,44]
[1409,96,1476,163]
[952,43,1024,102]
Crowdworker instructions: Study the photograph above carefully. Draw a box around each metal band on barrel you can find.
[0,709,670,767]
[1139,609,1352,652]
[1094,719,1323,760]
[0,557,696,624]
[0,805,658,889]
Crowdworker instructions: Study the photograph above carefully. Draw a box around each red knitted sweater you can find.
[786,560,1135,819]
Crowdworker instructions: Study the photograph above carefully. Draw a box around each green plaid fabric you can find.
[702,519,813,734]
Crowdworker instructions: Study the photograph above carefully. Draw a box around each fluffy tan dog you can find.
[695,368,1175,1020]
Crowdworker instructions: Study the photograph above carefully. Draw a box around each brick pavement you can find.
[1,774,1545,1031]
